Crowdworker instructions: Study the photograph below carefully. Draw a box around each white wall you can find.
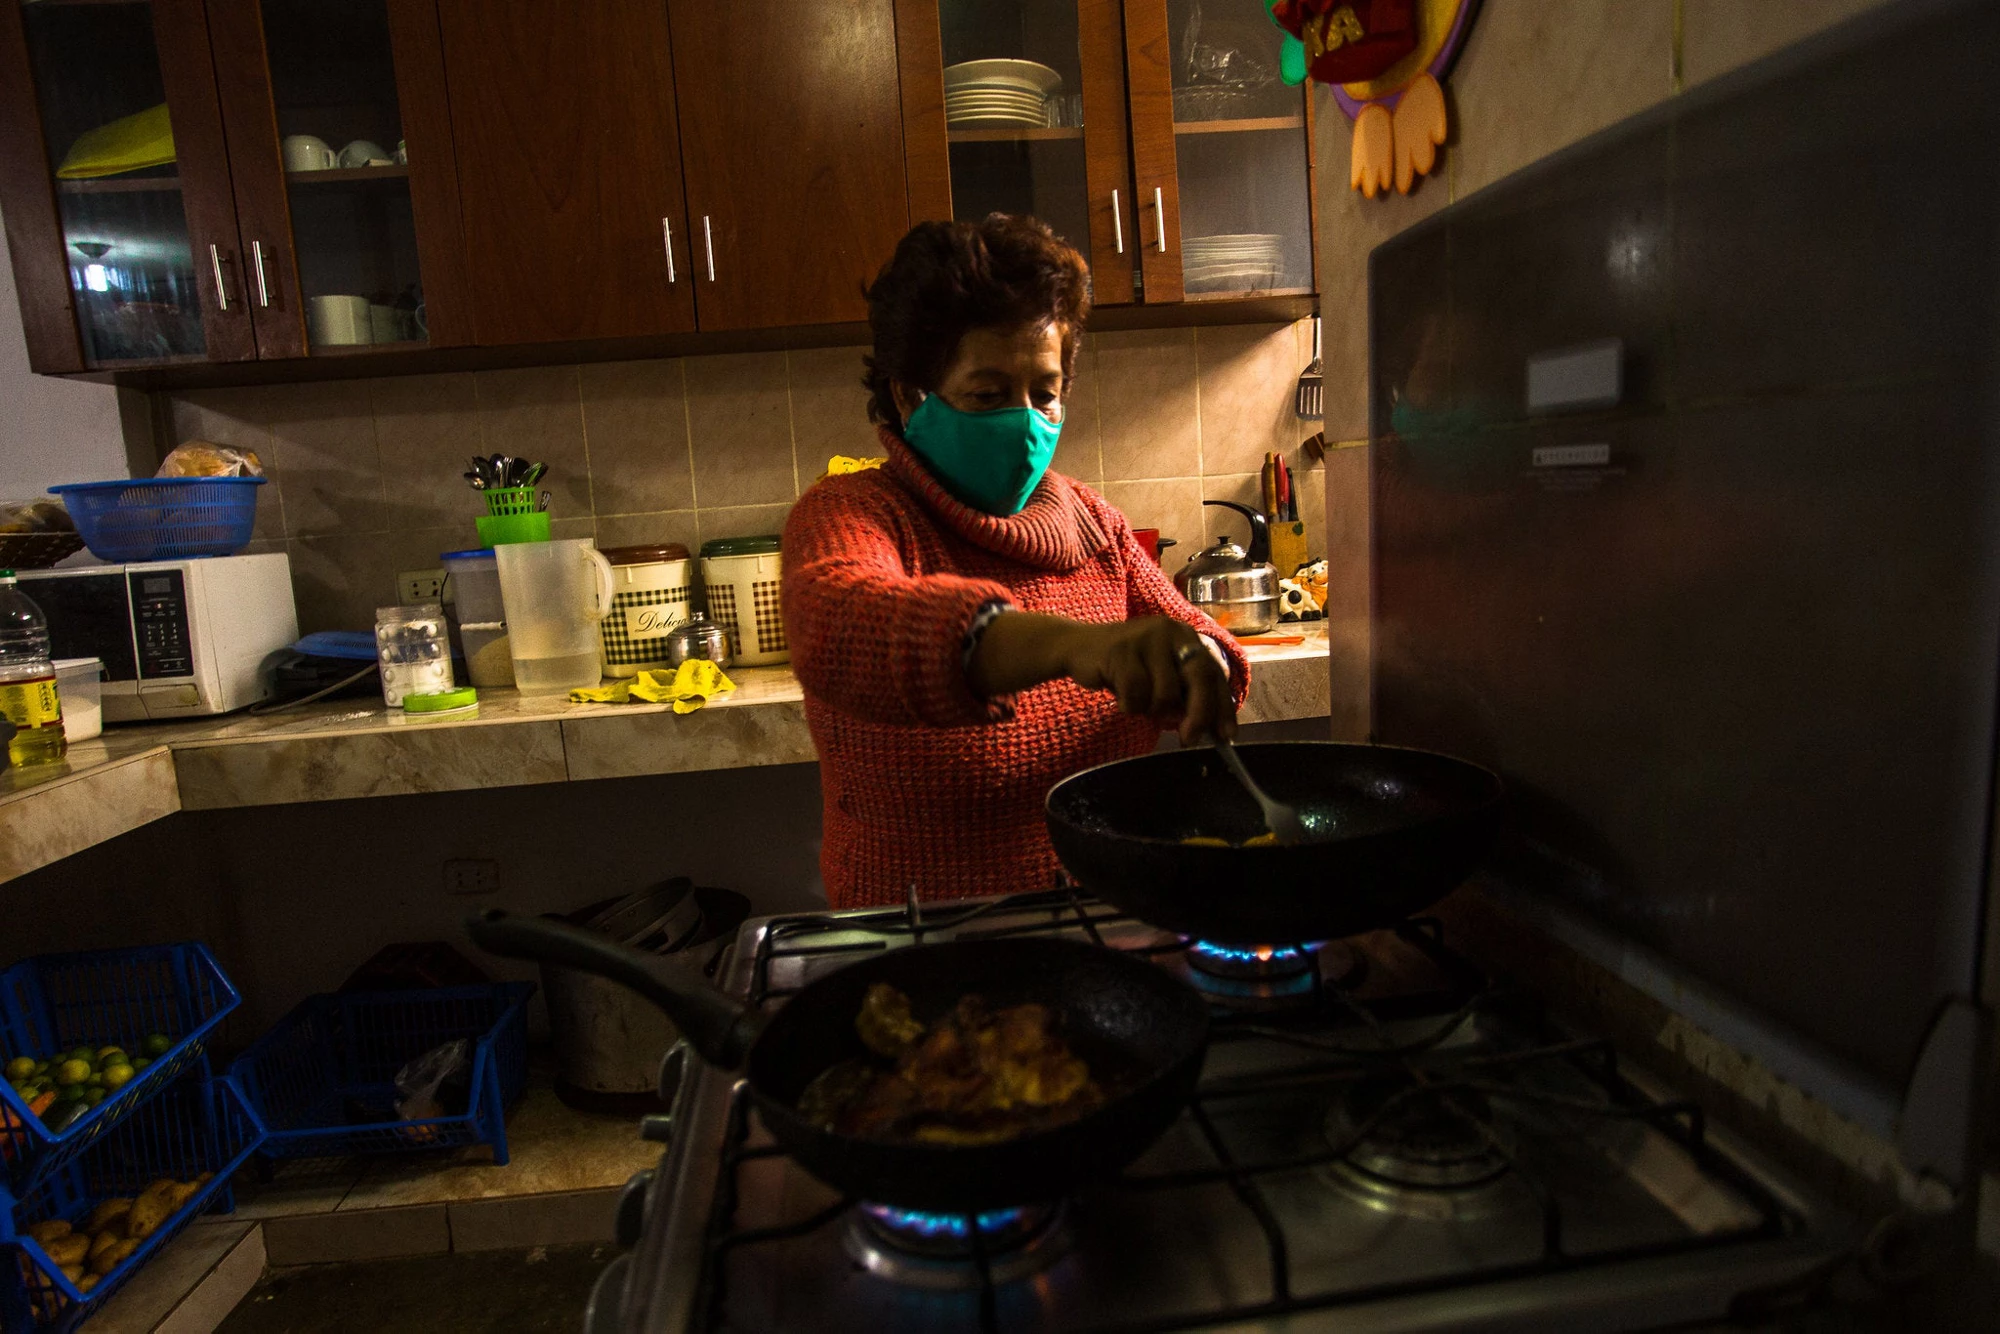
[0,202,134,498]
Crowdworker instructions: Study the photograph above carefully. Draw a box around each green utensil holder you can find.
[484,486,539,517]
[477,512,550,545]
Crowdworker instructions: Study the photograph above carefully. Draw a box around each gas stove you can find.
[592,890,1852,1333]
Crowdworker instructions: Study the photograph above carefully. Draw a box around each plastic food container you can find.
[598,544,692,678]
[51,658,101,742]
[441,549,512,689]
[698,535,787,666]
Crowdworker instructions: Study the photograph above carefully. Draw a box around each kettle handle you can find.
[1202,500,1270,565]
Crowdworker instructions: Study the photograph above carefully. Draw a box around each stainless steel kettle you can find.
[1173,500,1280,635]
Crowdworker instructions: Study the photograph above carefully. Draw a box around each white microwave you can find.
[17,552,299,721]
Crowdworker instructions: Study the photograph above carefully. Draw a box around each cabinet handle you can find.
[701,215,715,282]
[1111,189,1123,255]
[251,240,270,307]
[661,217,676,284]
[1152,186,1167,252]
[208,244,229,311]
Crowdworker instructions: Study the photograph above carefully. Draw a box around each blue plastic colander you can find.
[49,477,265,562]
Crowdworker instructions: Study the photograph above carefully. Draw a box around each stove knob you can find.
[615,1169,654,1248]
[639,1112,674,1143]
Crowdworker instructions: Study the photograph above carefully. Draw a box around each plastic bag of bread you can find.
[0,499,76,534]
[157,441,265,478]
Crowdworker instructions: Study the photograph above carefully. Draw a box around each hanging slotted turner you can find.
[1295,315,1323,420]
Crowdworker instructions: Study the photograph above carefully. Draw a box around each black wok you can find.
[465,911,1209,1212]
[1046,741,1503,946]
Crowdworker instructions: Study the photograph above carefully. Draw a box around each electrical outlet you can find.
[444,858,499,896]
[400,568,447,605]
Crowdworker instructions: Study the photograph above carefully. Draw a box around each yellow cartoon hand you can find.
[1390,73,1447,194]
[1350,103,1393,199]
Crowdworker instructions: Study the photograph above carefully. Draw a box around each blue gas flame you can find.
[865,1205,1028,1238]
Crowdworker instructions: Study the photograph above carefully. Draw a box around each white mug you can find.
[281,134,335,172]
[337,139,389,169]
[307,294,371,346]
[368,304,407,344]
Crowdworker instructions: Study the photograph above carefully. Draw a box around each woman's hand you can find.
[968,612,1237,745]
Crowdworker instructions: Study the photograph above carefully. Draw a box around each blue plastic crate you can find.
[1,1079,261,1333]
[49,477,264,563]
[0,944,241,1201]
[228,984,532,1164]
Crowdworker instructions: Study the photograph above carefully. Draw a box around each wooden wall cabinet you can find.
[0,0,465,373]
[0,0,1316,382]
[667,0,911,331]
[896,0,1317,309]
[436,0,693,345]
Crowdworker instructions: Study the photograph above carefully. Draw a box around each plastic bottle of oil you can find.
[0,570,66,766]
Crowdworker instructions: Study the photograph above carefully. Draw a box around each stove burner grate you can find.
[682,888,1793,1334]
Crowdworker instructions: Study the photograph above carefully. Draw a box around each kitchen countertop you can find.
[0,625,1343,884]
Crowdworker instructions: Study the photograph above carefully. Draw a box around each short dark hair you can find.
[862,215,1091,429]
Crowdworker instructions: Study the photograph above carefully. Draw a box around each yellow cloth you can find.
[58,104,175,180]
[567,659,736,713]
[826,455,886,476]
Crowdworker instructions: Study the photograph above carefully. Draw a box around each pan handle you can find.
[465,909,761,1068]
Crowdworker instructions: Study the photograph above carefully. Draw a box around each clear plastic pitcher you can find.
[495,540,615,694]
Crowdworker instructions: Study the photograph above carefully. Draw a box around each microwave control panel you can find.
[129,569,193,678]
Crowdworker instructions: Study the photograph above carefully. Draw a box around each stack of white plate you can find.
[944,59,1062,128]
[1183,233,1286,292]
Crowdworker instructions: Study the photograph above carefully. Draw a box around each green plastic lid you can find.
[404,687,478,714]
[699,535,780,558]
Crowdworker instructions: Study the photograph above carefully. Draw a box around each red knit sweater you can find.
[782,426,1251,909]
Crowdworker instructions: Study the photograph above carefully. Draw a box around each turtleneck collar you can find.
[876,423,1108,573]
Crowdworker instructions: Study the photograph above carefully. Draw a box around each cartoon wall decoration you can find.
[1267,0,1480,199]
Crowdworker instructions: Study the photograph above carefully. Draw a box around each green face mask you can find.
[902,392,1062,516]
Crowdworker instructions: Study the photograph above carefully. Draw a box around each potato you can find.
[124,1183,174,1241]
[43,1234,88,1268]
[85,1197,132,1234]
[91,1238,138,1277]
[25,1219,71,1246]
[77,1274,99,1294]
[58,1262,84,1286]
[86,1230,120,1266]
[167,1180,201,1211]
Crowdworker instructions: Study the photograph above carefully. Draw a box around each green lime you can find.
[4,1057,33,1082]
[95,1046,126,1064]
[67,1047,94,1066]
[101,1064,134,1092]
[54,1059,90,1087]
[83,1087,106,1106]
[131,1057,152,1073]
[32,1060,48,1076]
[55,1084,84,1102]
[140,1034,172,1059]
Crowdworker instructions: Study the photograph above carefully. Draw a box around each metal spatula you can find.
[1295,315,1323,420]
[1215,739,1307,845]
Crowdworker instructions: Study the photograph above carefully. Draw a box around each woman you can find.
[783,215,1250,908]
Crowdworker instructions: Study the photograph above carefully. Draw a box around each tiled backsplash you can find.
[162,321,1322,633]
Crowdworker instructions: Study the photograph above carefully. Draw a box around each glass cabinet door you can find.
[10,0,254,366]
[1161,0,1313,298]
[937,0,1136,304]
[206,0,455,357]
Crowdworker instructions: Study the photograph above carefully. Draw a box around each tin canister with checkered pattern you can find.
[697,535,787,666]
[597,544,694,678]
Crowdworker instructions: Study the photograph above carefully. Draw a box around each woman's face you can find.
[893,322,1065,425]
